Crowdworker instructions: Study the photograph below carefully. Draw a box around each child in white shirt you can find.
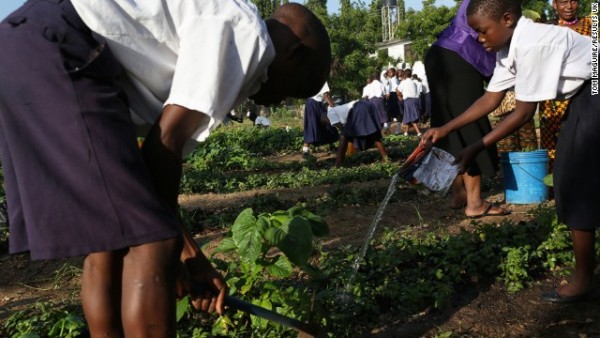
[422,0,594,304]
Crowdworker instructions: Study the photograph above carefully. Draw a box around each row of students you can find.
[381,69,431,131]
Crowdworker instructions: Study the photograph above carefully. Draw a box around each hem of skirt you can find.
[11,229,182,260]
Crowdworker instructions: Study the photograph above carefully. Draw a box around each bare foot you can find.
[556,279,595,298]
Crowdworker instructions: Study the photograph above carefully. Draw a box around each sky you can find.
[0,0,456,21]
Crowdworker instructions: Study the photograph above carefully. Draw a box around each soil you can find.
[1,151,599,338]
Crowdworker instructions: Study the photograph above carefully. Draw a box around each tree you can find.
[395,0,456,61]
[328,0,393,99]
[250,0,289,18]
[305,0,329,24]
[521,0,552,22]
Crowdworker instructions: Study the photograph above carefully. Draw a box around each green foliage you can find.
[176,206,329,337]
[250,0,289,18]
[3,302,85,338]
[499,245,532,292]
[543,173,554,187]
[329,1,394,99]
[215,206,328,271]
[522,0,552,21]
[185,126,303,171]
[395,0,457,60]
[181,162,398,194]
[310,204,583,334]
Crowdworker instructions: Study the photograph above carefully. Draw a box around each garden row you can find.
[1,125,593,337]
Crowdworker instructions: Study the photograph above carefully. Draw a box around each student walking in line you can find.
[384,67,401,130]
[397,69,422,137]
[362,75,388,127]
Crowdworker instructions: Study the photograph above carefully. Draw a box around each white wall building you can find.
[378,38,414,66]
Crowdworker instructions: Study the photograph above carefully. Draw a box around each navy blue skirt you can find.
[343,100,382,151]
[554,81,600,231]
[368,97,387,124]
[402,98,420,124]
[0,0,180,259]
[303,99,339,145]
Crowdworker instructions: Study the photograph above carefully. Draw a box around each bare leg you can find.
[557,229,596,297]
[121,237,182,338]
[463,173,507,217]
[336,136,348,167]
[374,140,388,163]
[82,251,125,338]
[412,123,421,135]
[450,174,467,209]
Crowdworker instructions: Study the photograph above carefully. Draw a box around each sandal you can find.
[466,202,510,219]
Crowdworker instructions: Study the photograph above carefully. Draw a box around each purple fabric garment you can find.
[0,0,181,259]
[433,0,495,77]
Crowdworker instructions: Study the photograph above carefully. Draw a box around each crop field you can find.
[1,107,599,338]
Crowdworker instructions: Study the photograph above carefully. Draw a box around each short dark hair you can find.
[273,3,332,98]
[467,0,522,20]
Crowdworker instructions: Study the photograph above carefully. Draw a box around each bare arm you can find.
[449,96,538,172]
[481,100,537,148]
[142,104,207,210]
[142,104,226,314]
[422,90,507,144]
[323,92,335,107]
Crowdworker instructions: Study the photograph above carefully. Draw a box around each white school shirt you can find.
[414,80,423,96]
[387,76,400,93]
[71,0,275,144]
[254,116,271,127]
[311,82,330,102]
[421,79,430,94]
[361,84,370,99]
[364,80,385,99]
[327,101,358,126]
[398,79,419,99]
[370,79,386,98]
[486,17,591,101]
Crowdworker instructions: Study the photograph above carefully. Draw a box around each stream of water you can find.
[342,172,399,302]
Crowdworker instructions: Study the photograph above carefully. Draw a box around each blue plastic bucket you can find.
[501,150,549,204]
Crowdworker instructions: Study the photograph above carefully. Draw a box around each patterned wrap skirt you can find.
[493,117,538,153]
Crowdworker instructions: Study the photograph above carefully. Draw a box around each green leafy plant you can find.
[176,206,329,337]
[499,246,532,292]
[3,302,85,338]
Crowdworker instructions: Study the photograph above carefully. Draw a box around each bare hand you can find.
[420,126,448,146]
[453,139,485,174]
[177,254,227,315]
